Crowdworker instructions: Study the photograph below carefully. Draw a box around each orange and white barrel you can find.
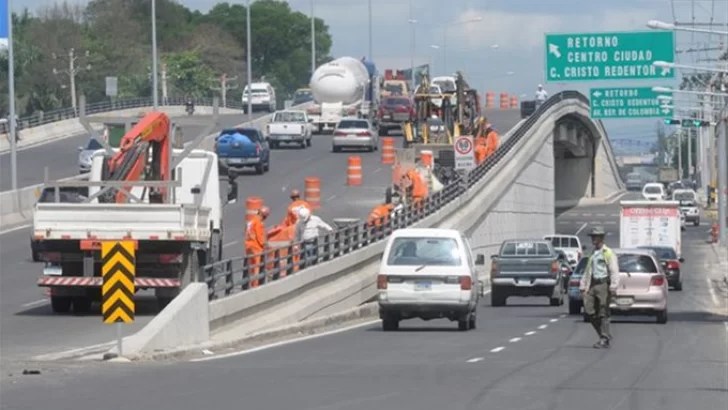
[304,177,321,209]
[420,150,434,168]
[485,92,495,108]
[499,92,509,109]
[347,156,362,186]
[510,95,518,109]
[381,137,395,164]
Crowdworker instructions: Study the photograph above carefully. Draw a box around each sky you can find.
[14,0,728,153]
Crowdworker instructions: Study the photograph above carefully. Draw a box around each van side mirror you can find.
[477,280,485,296]
[308,118,314,123]
[490,254,498,259]
[678,257,684,263]
[78,146,84,152]
[191,186,201,195]
[475,254,485,265]
[582,245,587,251]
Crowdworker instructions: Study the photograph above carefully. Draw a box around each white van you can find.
[377,228,484,332]
[242,82,276,113]
[642,182,665,200]
[543,234,584,268]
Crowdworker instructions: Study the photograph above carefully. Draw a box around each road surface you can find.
[0,110,523,365]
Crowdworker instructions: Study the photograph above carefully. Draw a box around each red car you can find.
[378,97,415,136]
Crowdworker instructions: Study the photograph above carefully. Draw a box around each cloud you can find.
[450,7,662,52]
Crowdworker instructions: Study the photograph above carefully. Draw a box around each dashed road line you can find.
[21,299,49,308]
[707,278,720,306]
[509,337,521,343]
[538,324,548,330]
[490,346,505,353]
[524,331,536,336]
[467,357,484,363]
[575,222,588,235]
[549,318,559,323]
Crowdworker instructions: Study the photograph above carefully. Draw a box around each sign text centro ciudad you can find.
[545,31,675,82]
[589,87,673,119]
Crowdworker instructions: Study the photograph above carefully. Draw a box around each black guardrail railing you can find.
[202,90,595,300]
[1,98,249,134]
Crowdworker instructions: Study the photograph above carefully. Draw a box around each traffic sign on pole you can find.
[454,135,475,170]
[101,241,136,324]
[589,87,672,119]
[545,31,675,82]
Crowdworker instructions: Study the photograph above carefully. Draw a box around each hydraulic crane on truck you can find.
[100,112,172,204]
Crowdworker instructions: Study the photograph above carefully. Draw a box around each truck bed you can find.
[33,203,212,242]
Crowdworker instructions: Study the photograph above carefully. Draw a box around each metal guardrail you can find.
[202,90,595,300]
[1,97,249,134]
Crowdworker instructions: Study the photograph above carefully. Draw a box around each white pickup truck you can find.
[33,149,238,314]
[265,110,313,149]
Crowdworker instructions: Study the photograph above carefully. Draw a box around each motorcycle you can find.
[185,101,195,115]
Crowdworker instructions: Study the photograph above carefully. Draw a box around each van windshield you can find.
[386,237,461,266]
[644,186,662,194]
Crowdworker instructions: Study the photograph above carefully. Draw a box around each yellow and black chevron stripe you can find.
[101,241,136,324]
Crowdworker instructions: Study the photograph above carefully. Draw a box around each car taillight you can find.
[42,253,62,263]
[666,260,680,270]
[577,251,582,260]
[377,274,387,289]
[569,278,581,287]
[459,276,472,290]
[490,261,498,278]
[410,107,416,118]
[551,261,559,277]
[256,143,261,155]
[357,131,371,136]
[334,131,347,136]
[650,275,666,287]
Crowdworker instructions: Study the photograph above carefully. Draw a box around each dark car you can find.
[637,246,684,291]
[31,187,88,262]
[215,127,270,175]
[566,257,589,314]
[378,97,414,136]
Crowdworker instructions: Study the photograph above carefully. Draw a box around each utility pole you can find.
[7,0,18,194]
[367,0,373,60]
[246,0,253,122]
[677,128,683,178]
[52,48,92,110]
[161,63,168,105]
[210,73,239,107]
[151,0,159,109]
[310,0,316,76]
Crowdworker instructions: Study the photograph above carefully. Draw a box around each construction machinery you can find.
[33,99,240,314]
[400,71,481,184]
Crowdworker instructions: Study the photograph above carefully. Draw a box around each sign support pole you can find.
[116,322,123,357]
[6,0,18,195]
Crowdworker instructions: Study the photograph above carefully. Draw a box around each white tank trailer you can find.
[307,57,378,132]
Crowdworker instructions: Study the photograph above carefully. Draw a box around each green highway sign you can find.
[589,87,672,119]
[545,31,675,82]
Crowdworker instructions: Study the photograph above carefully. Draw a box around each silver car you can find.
[78,138,104,173]
[332,118,379,152]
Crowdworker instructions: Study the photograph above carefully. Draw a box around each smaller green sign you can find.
[589,87,672,119]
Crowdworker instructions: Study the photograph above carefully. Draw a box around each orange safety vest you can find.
[485,130,499,154]
[475,144,488,164]
[281,200,312,227]
[245,215,266,252]
[367,204,394,226]
[408,170,428,198]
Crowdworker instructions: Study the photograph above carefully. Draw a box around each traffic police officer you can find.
[579,226,620,348]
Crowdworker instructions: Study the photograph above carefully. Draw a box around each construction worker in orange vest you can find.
[475,143,489,165]
[367,201,395,227]
[404,169,428,207]
[281,189,312,228]
[484,124,500,157]
[246,206,270,288]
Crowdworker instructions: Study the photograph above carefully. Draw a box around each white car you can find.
[242,82,276,113]
[543,234,584,269]
[332,117,379,152]
[642,183,665,200]
[672,189,700,226]
[266,110,313,149]
[377,228,484,331]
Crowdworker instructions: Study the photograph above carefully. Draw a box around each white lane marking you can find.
[597,214,606,217]
[724,322,728,334]
[223,241,239,249]
[490,346,505,353]
[707,278,720,306]
[581,213,592,217]
[32,340,117,361]
[560,314,567,318]
[538,324,548,330]
[467,357,484,363]
[0,223,31,235]
[509,337,521,343]
[575,222,588,235]
[524,331,536,336]
[190,319,381,362]
[326,194,337,201]
[373,167,383,174]
[21,299,49,308]
[605,221,617,225]
[549,318,558,323]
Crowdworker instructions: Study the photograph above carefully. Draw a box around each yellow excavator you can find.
[400,71,481,183]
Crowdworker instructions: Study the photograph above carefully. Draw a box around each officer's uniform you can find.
[579,226,620,347]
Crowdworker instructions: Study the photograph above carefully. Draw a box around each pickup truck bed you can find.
[33,203,212,242]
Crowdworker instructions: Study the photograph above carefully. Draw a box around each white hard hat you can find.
[298,207,311,220]
[538,84,543,88]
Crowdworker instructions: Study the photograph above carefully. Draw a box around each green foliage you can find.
[1,0,333,117]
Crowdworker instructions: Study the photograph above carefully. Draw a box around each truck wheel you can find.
[51,296,72,313]
[656,309,668,324]
[255,164,264,174]
[490,290,506,307]
[693,219,699,226]
[458,315,470,331]
[568,300,581,315]
[382,317,399,331]
[72,296,92,314]
[468,311,477,329]
[270,141,279,149]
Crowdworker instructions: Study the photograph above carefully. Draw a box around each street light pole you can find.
[7,0,18,193]
[368,0,373,59]
[151,0,159,109]
[719,117,728,245]
[409,0,415,92]
[52,48,92,111]
[310,0,316,75]
[246,0,253,122]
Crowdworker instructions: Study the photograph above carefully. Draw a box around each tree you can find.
[164,50,214,97]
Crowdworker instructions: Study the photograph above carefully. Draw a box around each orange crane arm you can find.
[104,112,171,203]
